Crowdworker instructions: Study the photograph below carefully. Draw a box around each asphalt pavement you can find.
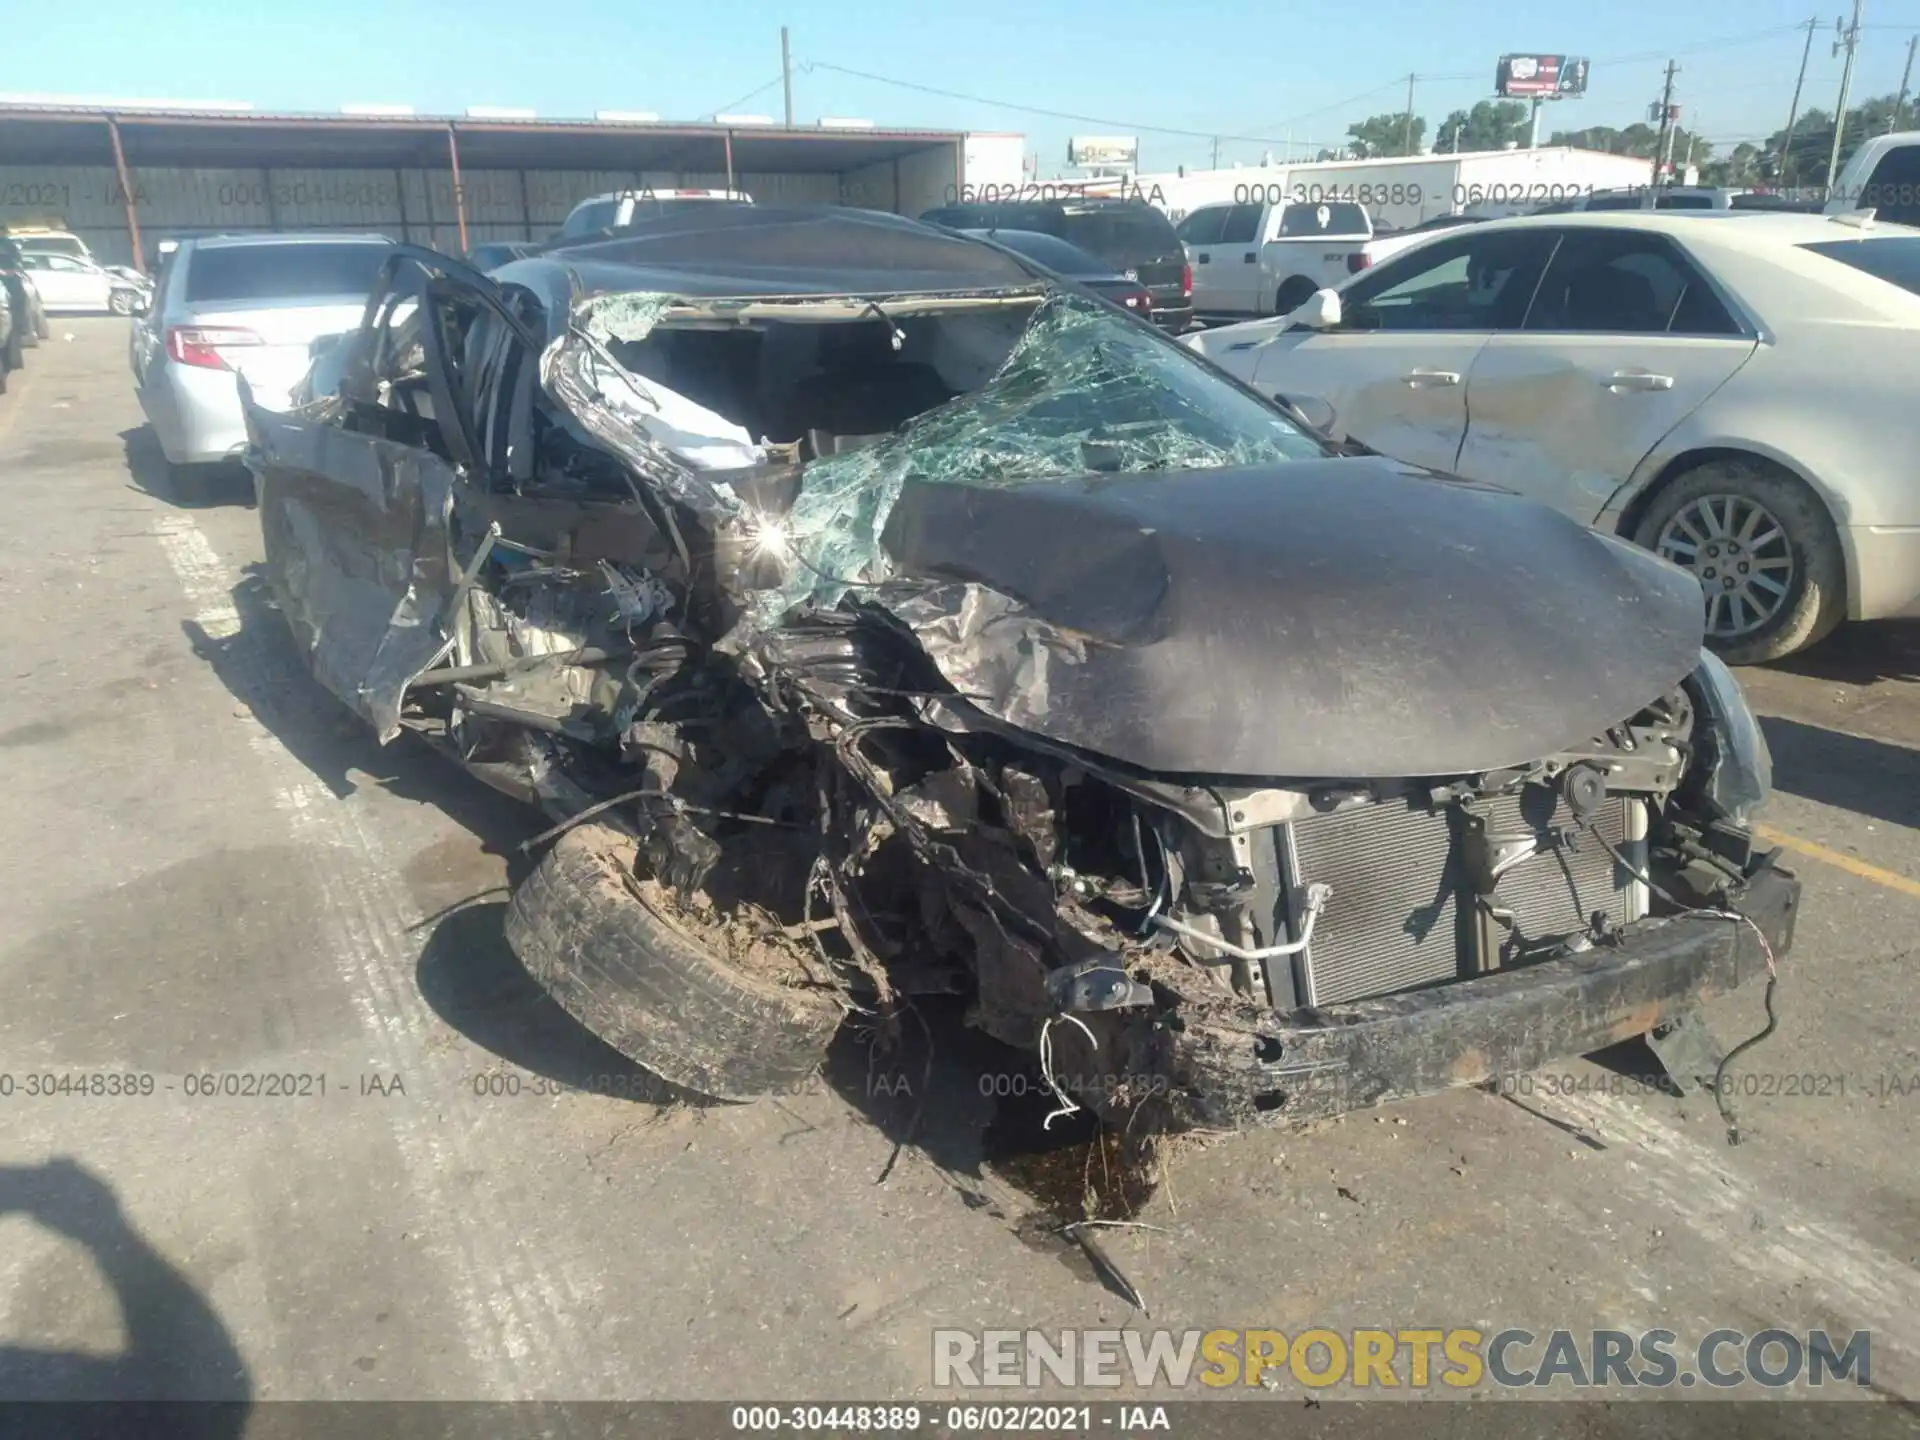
[2,320,1918,1422]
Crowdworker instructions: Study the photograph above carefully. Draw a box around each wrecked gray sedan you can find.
[246,206,1798,1132]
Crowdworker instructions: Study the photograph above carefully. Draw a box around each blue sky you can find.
[13,0,1920,172]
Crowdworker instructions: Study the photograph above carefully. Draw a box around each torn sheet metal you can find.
[542,330,751,523]
[250,406,458,742]
[568,291,762,471]
[873,459,1708,779]
[749,293,1323,621]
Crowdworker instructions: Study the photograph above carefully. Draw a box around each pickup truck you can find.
[1825,131,1920,225]
[1350,212,1491,273]
[1176,198,1372,320]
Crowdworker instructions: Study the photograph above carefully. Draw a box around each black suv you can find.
[920,198,1192,332]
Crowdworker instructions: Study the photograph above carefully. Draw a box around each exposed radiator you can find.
[1282,788,1643,1007]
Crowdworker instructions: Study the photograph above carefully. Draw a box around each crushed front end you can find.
[247,228,1800,1135]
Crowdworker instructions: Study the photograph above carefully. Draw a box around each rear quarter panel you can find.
[1610,243,1920,534]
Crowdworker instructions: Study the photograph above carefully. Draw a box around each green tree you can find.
[1345,111,1427,158]
[1549,122,1711,173]
[1700,142,1764,187]
[1435,100,1532,153]
[1766,93,1918,187]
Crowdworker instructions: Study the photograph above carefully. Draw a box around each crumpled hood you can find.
[875,457,1706,779]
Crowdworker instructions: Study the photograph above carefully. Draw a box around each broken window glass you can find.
[751,292,1326,618]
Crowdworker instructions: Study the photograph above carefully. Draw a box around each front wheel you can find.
[1633,458,1845,664]
[504,822,845,1101]
[109,290,137,315]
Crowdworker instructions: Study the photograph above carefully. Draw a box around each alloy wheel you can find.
[1653,493,1794,641]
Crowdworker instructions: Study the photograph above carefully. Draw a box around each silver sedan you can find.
[132,233,394,470]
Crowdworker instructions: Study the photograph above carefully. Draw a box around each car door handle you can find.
[1197,253,1211,264]
[1243,252,1257,263]
[1403,368,1461,388]
[1604,370,1675,392]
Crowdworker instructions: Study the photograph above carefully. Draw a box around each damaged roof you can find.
[509,205,1042,300]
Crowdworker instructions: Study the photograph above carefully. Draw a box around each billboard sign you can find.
[1068,135,1139,168]
[1496,54,1590,99]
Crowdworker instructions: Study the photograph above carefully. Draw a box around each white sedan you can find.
[1187,209,1920,663]
[17,252,146,315]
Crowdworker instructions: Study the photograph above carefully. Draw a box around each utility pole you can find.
[1650,61,1679,186]
[1402,73,1417,155]
[1892,33,1918,133]
[1826,0,1864,196]
[1211,135,1220,168]
[780,26,793,126]
[1780,16,1820,184]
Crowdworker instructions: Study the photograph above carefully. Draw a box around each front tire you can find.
[109,290,137,316]
[504,822,844,1101]
[1633,458,1845,664]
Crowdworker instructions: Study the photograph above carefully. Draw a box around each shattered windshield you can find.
[757,292,1324,617]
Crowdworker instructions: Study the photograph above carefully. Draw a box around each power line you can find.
[1587,22,1809,67]
[805,24,1822,153]
[1246,79,1406,134]
[803,60,1279,142]
[706,74,787,120]
[1408,21,1811,81]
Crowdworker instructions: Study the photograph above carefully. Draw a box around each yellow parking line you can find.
[1756,823,1920,900]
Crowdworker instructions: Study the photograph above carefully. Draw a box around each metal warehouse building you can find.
[0,103,1012,269]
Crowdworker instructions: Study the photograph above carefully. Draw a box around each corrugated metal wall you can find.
[0,164,853,266]
[840,146,961,222]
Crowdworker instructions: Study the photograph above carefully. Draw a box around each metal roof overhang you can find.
[0,105,962,173]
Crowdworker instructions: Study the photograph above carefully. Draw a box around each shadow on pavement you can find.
[173,557,1159,1257]
[1765,617,1920,687]
[1759,714,1920,831]
[181,563,540,854]
[0,1158,249,1437]
[415,899,712,1107]
[181,562,716,1108]
[119,425,256,510]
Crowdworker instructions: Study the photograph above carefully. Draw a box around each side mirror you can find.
[1278,393,1338,432]
[1288,288,1343,330]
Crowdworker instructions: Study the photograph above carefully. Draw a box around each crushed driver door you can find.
[246,246,527,739]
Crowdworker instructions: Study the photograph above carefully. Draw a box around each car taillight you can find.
[1181,262,1193,296]
[1348,252,1373,274]
[166,325,263,370]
